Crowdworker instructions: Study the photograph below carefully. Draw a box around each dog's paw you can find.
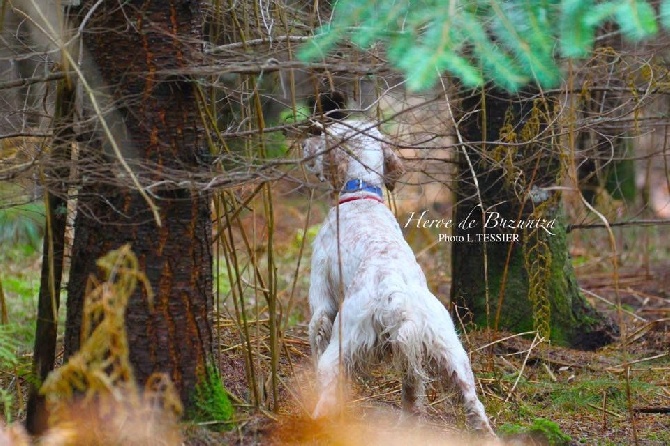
[472,420,498,440]
[311,386,339,419]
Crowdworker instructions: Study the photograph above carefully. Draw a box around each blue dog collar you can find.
[341,179,383,198]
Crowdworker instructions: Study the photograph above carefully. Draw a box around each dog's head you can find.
[302,120,404,193]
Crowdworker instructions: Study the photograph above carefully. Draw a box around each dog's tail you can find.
[394,316,426,380]
[379,291,426,380]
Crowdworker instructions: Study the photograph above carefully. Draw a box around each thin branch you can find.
[0,131,52,139]
[206,35,312,53]
[568,219,670,232]
[0,72,70,91]
[633,407,670,414]
[157,60,388,77]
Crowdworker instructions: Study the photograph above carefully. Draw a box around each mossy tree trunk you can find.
[450,87,617,350]
[64,0,213,410]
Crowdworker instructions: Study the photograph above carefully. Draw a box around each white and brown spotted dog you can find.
[302,94,495,436]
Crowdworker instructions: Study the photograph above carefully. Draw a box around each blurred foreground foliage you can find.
[300,0,667,91]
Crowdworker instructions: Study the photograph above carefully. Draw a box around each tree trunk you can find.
[451,87,618,350]
[64,0,213,409]
[26,79,76,435]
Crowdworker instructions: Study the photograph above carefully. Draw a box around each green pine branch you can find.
[299,0,668,92]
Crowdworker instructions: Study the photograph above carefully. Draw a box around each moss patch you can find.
[499,418,572,446]
[187,363,235,431]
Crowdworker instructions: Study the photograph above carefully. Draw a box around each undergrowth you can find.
[187,362,235,431]
[0,325,20,422]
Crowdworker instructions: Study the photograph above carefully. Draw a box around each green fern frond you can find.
[0,324,20,367]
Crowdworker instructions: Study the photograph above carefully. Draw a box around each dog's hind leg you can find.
[450,356,495,436]
[433,327,496,436]
[401,369,426,415]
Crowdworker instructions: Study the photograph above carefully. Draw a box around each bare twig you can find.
[503,333,544,404]
[0,72,70,91]
[633,407,670,414]
[568,219,670,232]
[206,35,312,53]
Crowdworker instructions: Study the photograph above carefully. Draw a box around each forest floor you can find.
[1,194,669,445]
[202,197,670,446]
[207,273,669,446]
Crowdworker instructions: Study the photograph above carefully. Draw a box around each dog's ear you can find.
[302,135,349,190]
[302,136,326,181]
[382,143,405,191]
[325,146,349,191]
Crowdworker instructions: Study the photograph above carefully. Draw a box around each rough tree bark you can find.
[64,0,213,409]
[451,87,618,350]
